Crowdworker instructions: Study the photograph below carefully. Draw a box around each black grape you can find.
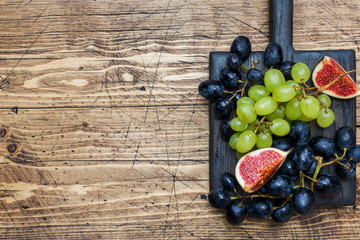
[334,126,356,151]
[230,36,251,60]
[198,80,224,102]
[280,61,296,80]
[219,67,241,91]
[208,187,231,209]
[314,175,342,197]
[247,68,264,85]
[264,42,283,69]
[226,199,247,225]
[292,187,315,215]
[271,202,293,223]
[288,121,311,146]
[212,98,233,119]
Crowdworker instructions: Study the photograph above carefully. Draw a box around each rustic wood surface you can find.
[0,0,360,239]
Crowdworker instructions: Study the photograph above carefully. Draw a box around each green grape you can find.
[264,69,286,93]
[230,117,248,131]
[318,94,331,108]
[256,132,273,148]
[237,97,255,106]
[258,123,272,135]
[291,62,310,83]
[272,84,296,102]
[237,103,257,123]
[285,80,303,96]
[236,130,257,153]
[266,105,285,121]
[246,119,259,132]
[285,98,302,120]
[298,112,314,122]
[317,108,335,128]
[300,96,320,119]
[254,96,277,116]
[270,119,290,136]
[248,85,270,102]
[229,132,241,150]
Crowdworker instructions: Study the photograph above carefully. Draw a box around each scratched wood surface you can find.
[0,0,360,239]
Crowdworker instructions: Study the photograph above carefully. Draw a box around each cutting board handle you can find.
[269,0,294,52]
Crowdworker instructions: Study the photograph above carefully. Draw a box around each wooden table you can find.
[0,0,359,239]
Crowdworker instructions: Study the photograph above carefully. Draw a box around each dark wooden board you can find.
[209,0,356,206]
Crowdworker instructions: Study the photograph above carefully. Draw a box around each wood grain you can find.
[0,0,360,239]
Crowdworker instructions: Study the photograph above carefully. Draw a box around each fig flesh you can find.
[235,147,291,193]
[312,56,359,99]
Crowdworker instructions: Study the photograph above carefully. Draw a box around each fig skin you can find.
[235,148,291,193]
[312,56,360,99]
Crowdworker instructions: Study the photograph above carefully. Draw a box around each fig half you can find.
[312,56,359,99]
[235,147,292,193]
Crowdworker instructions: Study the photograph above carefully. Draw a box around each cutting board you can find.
[209,0,356,206]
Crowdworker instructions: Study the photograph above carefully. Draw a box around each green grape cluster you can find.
[230,63,335,155]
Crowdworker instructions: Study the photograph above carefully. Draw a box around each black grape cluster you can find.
[209,122,359,224]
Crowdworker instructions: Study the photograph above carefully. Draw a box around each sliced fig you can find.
[235,147,292,193]
[312,56,359,99]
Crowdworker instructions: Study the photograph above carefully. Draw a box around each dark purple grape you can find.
[227,53,243,71]
[219,67,241,90]
[198,80,224,102]
[293,145,315,171]
[303,159,322,177]
[247,199,272,219]
[230,36,251,60]
[226,199,247,225]
[247,68,264,85]
[271,202,292,223]
[292,187,315,215]
[334,126,356,151]
[288,121,311,146]
[347,146,360,163]
[278,155,298,177]
[267,175,293,197]
[336,160,356,179]
[257,185,268,194]
[309,136,336,159]
[219,118,235,141]
[280,61,296,80]
[264,42,283,69]
[208,187,231,209]
[221,172,238,191]
[272,137,293,151]
[315,175,342,197]
[212,98,233,119]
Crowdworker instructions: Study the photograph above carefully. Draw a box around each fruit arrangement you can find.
[199,36,360,224]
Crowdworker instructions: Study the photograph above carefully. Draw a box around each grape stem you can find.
[311,156,323,190]
[304,174,318,183]
[231,192,288,200]
[228,80,250,101]
[254,116,267,134]
[301,79,310,88]
[251,60,258,69]
[273,194,293,210]
[321,148,348,168]
[300,171,305,188]
[248,193,287,200]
